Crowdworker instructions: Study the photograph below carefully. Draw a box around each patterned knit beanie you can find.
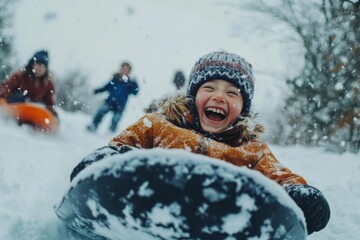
[187,51,255,115]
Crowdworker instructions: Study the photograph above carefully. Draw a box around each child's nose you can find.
[213,91,225,102]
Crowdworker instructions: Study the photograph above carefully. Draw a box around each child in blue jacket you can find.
[87,62,139,132]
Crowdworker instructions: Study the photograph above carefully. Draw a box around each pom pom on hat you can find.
[32,50,49,67]
[187,51,255,115]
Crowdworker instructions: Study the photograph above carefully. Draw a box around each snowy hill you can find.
[1,108,359,239]
[1,0,360,239]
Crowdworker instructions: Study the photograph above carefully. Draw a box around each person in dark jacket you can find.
[173,70,186,90]
[144,70,186,113]
[0,50,57,116]
[87,62,139,133]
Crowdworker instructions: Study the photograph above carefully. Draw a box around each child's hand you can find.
[70,145,136,181]
[285,184,330,235]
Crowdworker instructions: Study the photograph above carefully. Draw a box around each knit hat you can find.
[187,51,255,115]
[32,50,49,67]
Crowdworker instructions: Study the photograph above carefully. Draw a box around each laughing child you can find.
[71,51,330,235]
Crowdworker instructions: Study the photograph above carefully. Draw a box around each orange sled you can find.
[0,101,58,132]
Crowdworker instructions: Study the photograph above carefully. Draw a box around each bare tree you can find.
[56,69,98,114]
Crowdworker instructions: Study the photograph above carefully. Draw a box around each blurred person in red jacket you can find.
[0,50,57,117]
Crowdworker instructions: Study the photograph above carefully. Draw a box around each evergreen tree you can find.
[247,0,360,153]
[0,0,15,81]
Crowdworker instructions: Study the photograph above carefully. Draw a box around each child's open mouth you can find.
[205,107,226,122]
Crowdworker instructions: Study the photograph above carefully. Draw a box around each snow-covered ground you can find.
[1,0,359,239]
[1,108,359,240]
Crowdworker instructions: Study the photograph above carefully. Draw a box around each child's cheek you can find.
[231,102,243,114]
[195,93,207,110]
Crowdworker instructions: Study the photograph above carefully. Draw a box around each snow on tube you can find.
[0,102,58,132]
[56,149,307,240]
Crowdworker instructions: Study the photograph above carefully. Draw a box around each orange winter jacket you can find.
[109,103,307,186]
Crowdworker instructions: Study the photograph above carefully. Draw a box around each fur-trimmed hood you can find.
[148,94,264,146]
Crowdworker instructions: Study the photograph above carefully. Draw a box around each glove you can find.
[70,145,136,181]
[285,184,330,235]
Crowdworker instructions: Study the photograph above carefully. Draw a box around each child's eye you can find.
[227,90,240,96]
[202,85,214,91]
